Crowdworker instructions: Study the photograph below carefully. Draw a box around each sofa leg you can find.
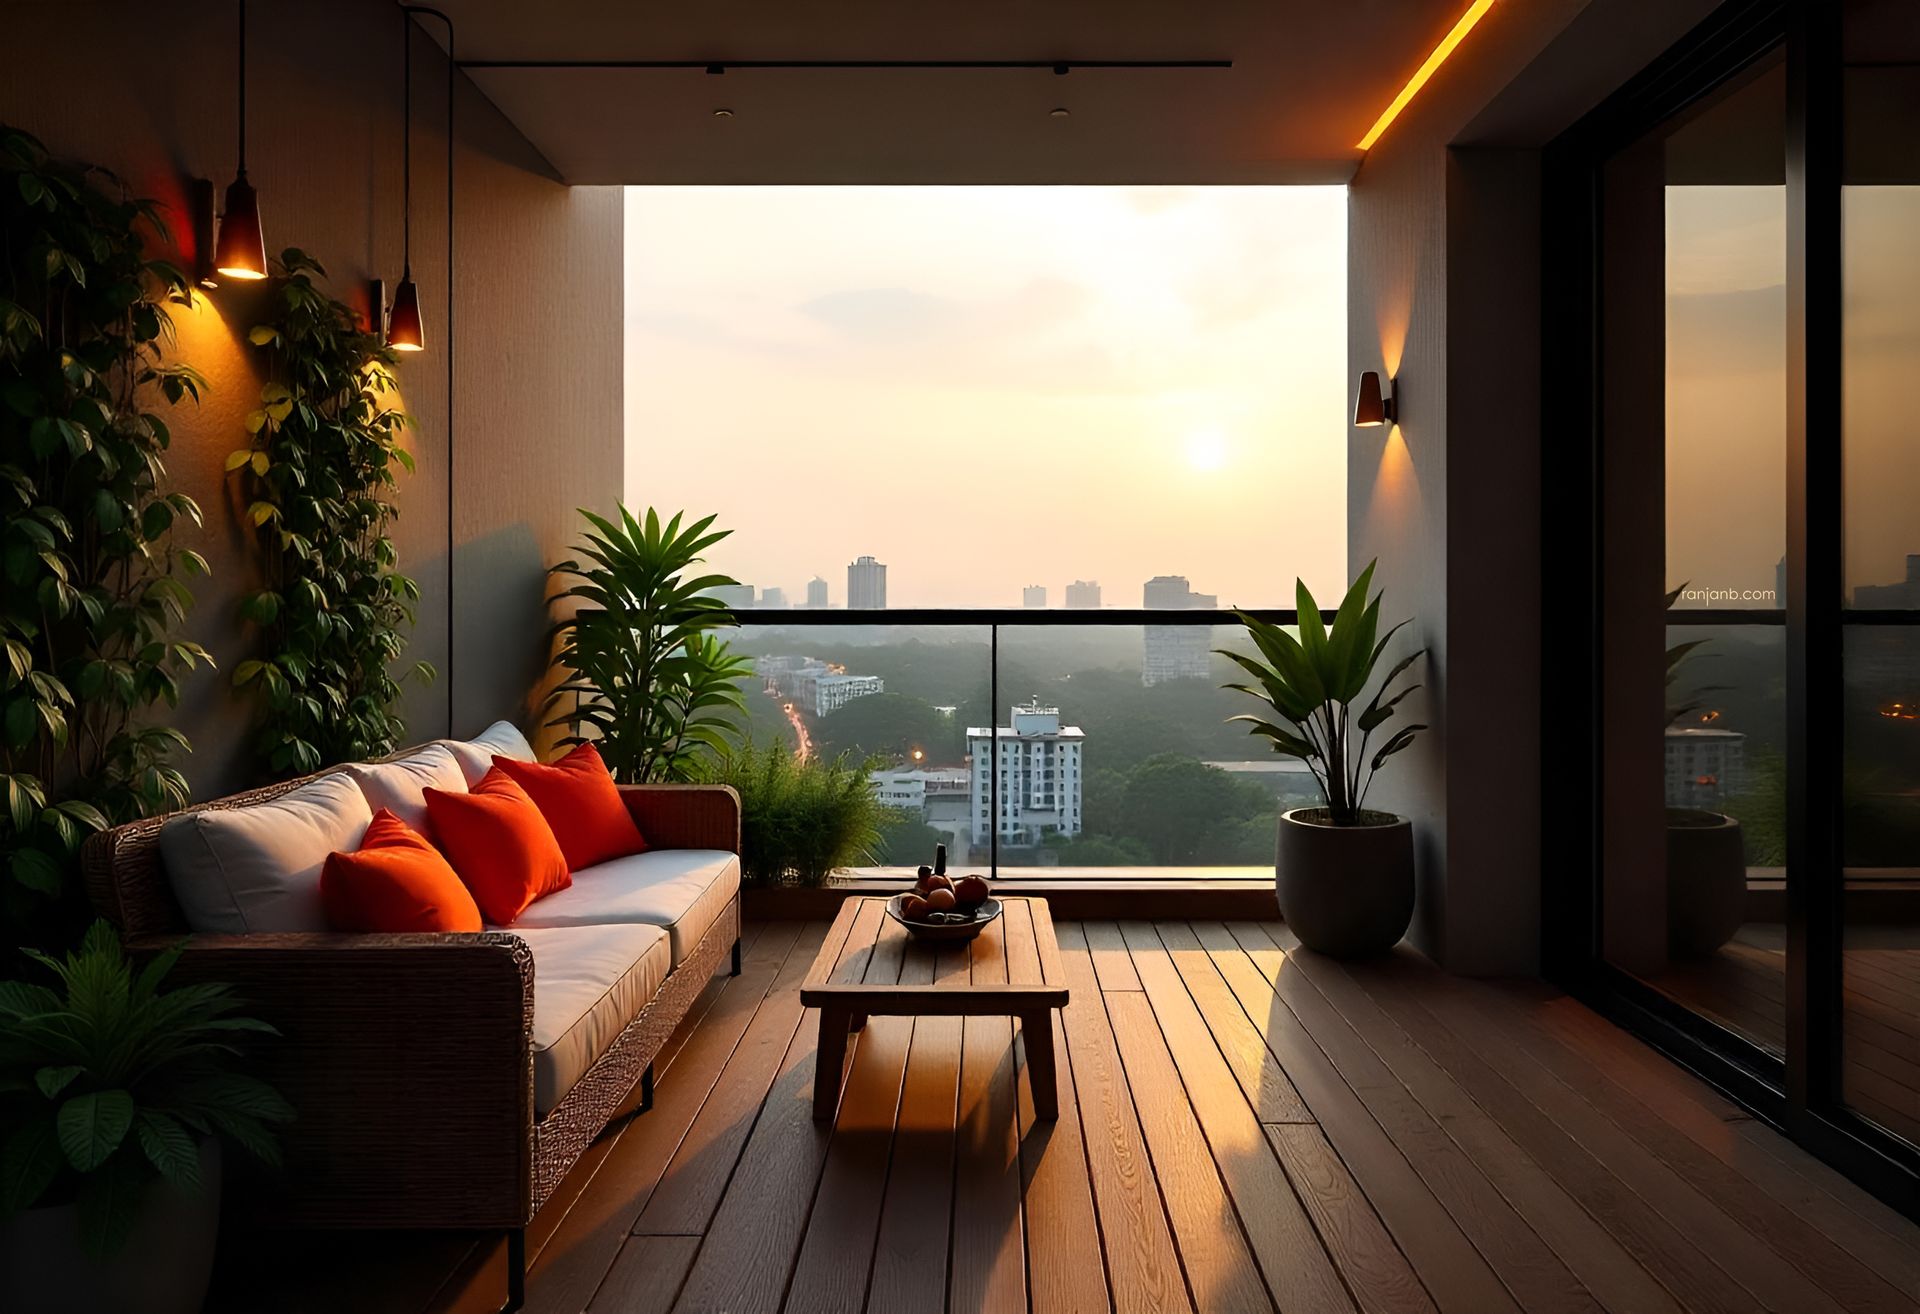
[730,936,742,976]
[500,1227,525,1313]
[640,1061,655,1112]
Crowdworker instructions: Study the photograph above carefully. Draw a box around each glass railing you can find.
[723,608,1302,882]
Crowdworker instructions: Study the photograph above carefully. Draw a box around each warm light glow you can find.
[1183,429,1227,471]
[386,276,426,352]
[1356,0,1496,152]
[214,176,268,280]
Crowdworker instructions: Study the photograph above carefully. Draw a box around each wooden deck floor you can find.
[212,917,1920,1313]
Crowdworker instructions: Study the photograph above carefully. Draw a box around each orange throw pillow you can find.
[423,769,571,924]
[491,742,648,872]
[321,809,482,933]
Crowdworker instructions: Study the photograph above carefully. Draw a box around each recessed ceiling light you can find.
[1049,107,1071,118]
[713,107,734,118]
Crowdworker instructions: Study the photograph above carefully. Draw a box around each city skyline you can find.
[624,185,1349,608]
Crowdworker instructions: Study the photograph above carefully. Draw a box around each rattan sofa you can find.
[82,758,742,1314]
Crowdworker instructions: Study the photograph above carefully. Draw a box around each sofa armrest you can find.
[619,783,741,854]
[145,931,535,1229]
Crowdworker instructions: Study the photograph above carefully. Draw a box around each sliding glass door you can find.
[1544,0,1919,1213]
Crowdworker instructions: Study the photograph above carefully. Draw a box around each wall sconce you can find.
[213,0,268,280]
[1353,371,1397,428]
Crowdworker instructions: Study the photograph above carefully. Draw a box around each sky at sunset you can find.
[623,186,1348,609]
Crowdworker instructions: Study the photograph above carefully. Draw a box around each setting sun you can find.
[1183,428,1228,472]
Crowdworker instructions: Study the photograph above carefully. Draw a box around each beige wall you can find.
[1347,0,1722,972]
[0,0,622,797]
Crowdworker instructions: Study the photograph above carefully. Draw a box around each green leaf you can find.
[0,1116,63,1213]
[224,448,254,473]
[57,1089,135,1173]
[133,1110,200,1190]
[35,1064,84,1099]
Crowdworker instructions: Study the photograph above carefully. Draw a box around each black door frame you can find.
[1539,0,1920,1218]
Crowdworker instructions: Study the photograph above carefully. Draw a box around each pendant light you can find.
[386,9,426,351]
[213,0,268,280]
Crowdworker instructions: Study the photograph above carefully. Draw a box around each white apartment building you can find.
[1023,585,1048,608]
[871,767,969,815]
[759,586,789,609]
[810,672,884,716]
[706,583,756,610]
[1664,727,1747,808]
[805,576,829,608]
[967,702,1085,845]
[1065,580,1101,609]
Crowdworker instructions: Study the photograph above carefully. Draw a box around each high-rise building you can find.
[1065,580,1102,609]
[759,587,789,609]
[1023,585,1047,608]
[848,556,887,608]
[1855,554,1920,608]
[1142,575,1217,684]
[805,576,830,608]
[707,583,756,610]
[967,701,1085,846]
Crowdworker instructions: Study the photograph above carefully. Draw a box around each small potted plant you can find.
[0,922,294,1314]
[1663,584,1745,957]
[1220,561,1426,956]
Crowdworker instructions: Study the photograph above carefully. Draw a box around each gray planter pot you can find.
[0,1137,221,1314]
[1665,809,1746,957]
[1275,808,1415,957]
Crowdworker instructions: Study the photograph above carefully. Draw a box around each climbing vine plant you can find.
[0,126,211,929]
[227,249,431,779]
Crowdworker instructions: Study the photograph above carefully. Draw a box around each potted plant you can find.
[1220,561,1426,956]
[0,922,294,1314]
[1663,584,1745,957]
[545,506,754,782]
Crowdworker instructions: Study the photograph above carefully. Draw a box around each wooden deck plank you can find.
[1010,909,1110,1314]
[1085,919,1143,990]
[1246,928,1823,1314]
[1264,934,1682,1314]
[1104,987,1274,1314]
[587,1235,701,1314]
[866,943,968,1314]
[1264,1123,1438,1314]
[1054,922,1193,1314]
[1360,952,1913,1314]
[1117,921,1353,1312]
[950,914,1030,1314]
[633,916,855,1238]
[1186,922,1519,1314]
[524,921,811,1314]
[668,915,888,1313]
[1146,922,1313,1124]
[782,919,916,1314]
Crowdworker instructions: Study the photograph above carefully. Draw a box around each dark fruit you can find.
[954,876,990,907]
[900,894,930,920]
[925,887,957,912]
[916,865,933,878]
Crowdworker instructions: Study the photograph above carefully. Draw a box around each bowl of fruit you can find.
[888,867,999,941]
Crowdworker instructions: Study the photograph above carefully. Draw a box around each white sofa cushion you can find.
[511,849,740,967]
[444,720,537,787]
[515,924,670,1114]
[159,772,373,933]
[342,743,466,837]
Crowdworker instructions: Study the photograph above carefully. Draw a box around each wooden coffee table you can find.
[801,895,1069,1121]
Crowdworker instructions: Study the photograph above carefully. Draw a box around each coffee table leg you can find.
[1023,1010,1060,1119]
[813,1007,851,1121]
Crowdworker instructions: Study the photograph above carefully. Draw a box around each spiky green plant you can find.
[545,507,753,782]
[1218,560,1426,825]
[0,921,292,1256]
[694,739,886,885]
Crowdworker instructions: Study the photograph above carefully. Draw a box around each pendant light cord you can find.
[401,9,412,274]
[236,0,247,175]
[404,7,455,736]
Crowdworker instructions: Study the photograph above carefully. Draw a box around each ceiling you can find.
[416,1,1481,185]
